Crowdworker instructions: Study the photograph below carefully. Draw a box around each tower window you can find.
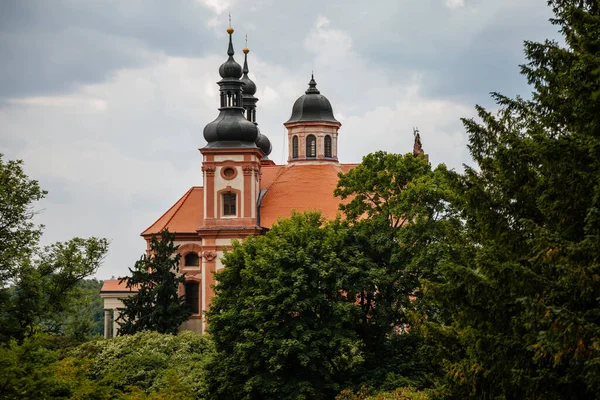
[306,135,316,158]
[184,252,199,267]
[292,136,299,159]
[223,167,235,178]
[324,135,332,158]
[223,193,237,216]
[185,281,200,314]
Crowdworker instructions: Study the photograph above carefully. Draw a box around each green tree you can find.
[1,155,109,343]
[69,330,214,397]
[118,229,191,335]
[1,237,109,342]
[0,154,46,320]
[207,212,364,400]
[47,279,105,340]
[335,151,463,390]
[0,335,70,399]
[421,1,600,398]
[0,155,46,281]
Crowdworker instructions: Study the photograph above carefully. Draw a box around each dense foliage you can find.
[207,212,363,399]
[0,330,214,399]
[206,155,451,399]
[419,0,600,398]
[335,152,463,389]
[118,229,191,335]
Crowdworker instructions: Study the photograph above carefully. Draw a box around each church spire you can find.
[241,36,257,121]
[203,21,258,146]
[240,37,272,157]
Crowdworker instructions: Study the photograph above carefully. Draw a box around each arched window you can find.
[185,281,200,314]
[292,136,299,159]
[223,193,236,216]
[184,252,199,267]
[324,135,332,158]
[306,135,316,158]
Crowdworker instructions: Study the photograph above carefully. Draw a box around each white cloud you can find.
[445,0,466,9]
[1,13,481,279]
[200,0,233,15]
[305,15,353,56]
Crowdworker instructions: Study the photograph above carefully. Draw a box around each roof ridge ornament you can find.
[226,14,234,56]
[218,16,242,79]
[413,127,425,158]
[305,73,320,94]
[242,34,250,74]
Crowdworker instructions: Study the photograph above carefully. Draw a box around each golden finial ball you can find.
[243,47,249,54]
[227,26,234,34]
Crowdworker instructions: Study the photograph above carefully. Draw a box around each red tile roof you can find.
[141,163,357,235]
[141,187,204,235]
[259,163,357,227]
[101,279,138,293]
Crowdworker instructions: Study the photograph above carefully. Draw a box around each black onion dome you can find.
[203,110,259,144]
[203,25,259,147]
[241,50,257,96]
[285,74,339,124]
[219,32,242,79]
[241,74,257,95]
[255,130,272,156]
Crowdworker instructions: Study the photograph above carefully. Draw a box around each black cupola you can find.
[241,45,258,123]
[240,42,272,157]
[203,24,259,147]
[285,74,339,124]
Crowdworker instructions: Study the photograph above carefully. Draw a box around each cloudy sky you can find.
[1,0,559,279]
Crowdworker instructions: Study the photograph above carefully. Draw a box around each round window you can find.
[223,167,235,178]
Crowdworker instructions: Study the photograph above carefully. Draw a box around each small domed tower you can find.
[284,74,341,163]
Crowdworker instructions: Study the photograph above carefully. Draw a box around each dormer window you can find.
[292,136,299,159]
[324,135,332,158]
[223,193,237,216]
[306,135,316,158]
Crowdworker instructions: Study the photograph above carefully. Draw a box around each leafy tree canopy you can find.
[0,154,109,343]
[0,154,46,283]
[1,237,108,343]
[335,152,465,389]
[207,212,368,399]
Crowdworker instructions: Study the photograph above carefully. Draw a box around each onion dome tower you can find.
[284,74,341,163]
[240,43,272,158]
[203,25,259,148]
[199,21,264,240]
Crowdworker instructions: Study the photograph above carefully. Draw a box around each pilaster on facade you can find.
[199,146,264,230]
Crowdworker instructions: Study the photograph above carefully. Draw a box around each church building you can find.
[100,24,423,337]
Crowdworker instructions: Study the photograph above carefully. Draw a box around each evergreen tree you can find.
[421,1,600,397]
[118,229,191,335]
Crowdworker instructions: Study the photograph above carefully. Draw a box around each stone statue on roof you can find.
[413,127,424,157]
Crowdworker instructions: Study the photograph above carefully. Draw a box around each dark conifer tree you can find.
[422,1,600,398]
[118,229,190,335]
